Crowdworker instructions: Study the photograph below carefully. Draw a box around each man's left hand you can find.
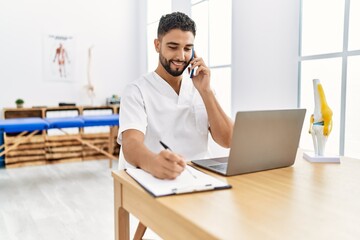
[189,52,211,93]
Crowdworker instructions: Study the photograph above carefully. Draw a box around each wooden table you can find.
[112,150,360,239]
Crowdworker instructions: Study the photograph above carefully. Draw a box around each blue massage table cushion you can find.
[0,115,119,133]
[0,118,49,133]
[46,117,84,129]
[81,114,119,127]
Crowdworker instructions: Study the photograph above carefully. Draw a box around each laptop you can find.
[192,109,306,176]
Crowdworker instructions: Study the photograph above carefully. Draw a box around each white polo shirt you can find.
[117,72,209,169]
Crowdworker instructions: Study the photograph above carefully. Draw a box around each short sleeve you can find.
[117,84,147,144]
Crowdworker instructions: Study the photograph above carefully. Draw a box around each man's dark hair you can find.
[157,12,196,38]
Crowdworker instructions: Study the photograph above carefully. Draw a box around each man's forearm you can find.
[122,138,156,172]
[199,89,233,148]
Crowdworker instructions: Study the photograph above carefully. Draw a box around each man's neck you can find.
[155,67,182,95]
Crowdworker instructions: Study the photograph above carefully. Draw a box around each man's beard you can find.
[159,53,190,77]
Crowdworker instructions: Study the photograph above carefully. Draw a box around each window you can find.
[146,0,171,71]
[191,0,232,116]
[348,0,360,50]
[345,56,360,158]
[301,0,344,56]
[299,0,360,158]
[191,0,232,156]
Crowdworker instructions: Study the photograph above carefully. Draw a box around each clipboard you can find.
[126,165,231,197]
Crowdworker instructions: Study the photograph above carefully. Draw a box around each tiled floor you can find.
[0,160,160,240]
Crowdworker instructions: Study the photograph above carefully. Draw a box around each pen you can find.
[159,140,197,179]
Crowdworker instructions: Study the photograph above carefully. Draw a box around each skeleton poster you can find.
[43,34,75,82]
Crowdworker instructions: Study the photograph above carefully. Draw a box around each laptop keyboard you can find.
[209,163,228,172]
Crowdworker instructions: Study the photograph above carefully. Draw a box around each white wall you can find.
[172,0,191,15]
[0,0,300,115]
[0,0,145,113]
[232,0,300,117]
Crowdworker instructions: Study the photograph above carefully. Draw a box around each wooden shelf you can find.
[3,108,44,119]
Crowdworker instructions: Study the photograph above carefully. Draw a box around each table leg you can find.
[134,222,147,240]
[108,126,116,168]
[0,131,38,157]
[58,128,117,168]
[114,179,129,240]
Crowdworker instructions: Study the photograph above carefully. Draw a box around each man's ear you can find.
[154,39,160,53]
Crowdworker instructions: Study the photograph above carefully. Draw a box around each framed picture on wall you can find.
[43,34,75,82]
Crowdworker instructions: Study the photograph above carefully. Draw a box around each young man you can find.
[118,12,233,179]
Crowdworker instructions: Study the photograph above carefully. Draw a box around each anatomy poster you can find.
[43,34,75,82]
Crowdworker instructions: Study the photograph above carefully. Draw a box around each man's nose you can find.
[174,49,186,61]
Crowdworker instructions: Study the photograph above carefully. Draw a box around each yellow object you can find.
[317,84,333,136]
[309,114,314,134]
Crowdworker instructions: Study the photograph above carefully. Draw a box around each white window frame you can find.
[299,0,360,155]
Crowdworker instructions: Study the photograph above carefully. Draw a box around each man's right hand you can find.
[122,129,186,180]
[149,150,186,179]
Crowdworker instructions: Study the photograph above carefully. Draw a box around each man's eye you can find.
[185,48,192,52]
[169,46,177,49]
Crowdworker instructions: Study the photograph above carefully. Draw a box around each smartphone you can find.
[190,48,195,78]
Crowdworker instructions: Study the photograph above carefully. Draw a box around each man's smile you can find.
[171,60,185,67]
